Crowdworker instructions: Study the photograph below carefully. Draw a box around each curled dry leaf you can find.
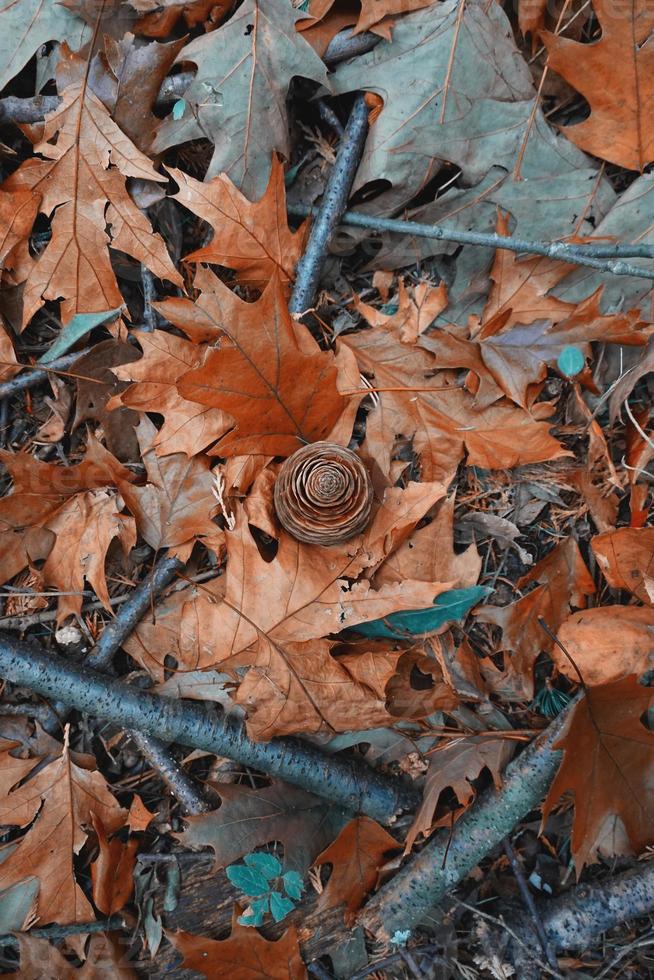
[273,442,374,546]
[543,676,654,872]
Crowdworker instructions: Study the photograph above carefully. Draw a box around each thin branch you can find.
[289,95,370,315]
[504,837,558,970]
[0,346,93,402]
[0,915,125,943]
[288,205,654,275]
[357,694,579,939]
[127,728,211,816]
[0,630,420,823]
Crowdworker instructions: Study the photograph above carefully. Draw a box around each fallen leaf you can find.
[173,269,350,457]
[169,156,308,287]
[1,45,182,327]
[72,340,141,462]
[0,188,40,269]
[90,814,139,915]
[152,0,327,196]
[554,606,654,686]
[0,734,126,924]
[543,677,654,871]
[0,0,89,91]
[543,0,654,169]
[592,527,654,604]
[176,782,344,874]
[9,932,137,978]
[169,916,307,979]
[314,817,400,925]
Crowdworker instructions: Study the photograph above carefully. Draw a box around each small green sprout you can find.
[226,853,305,927]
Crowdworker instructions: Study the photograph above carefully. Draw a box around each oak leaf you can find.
[303,0,437,35]
[1,45,182,327]
[152,0,327,196]
[172,269,349,457]
[9,933,137,979]
[176,782,344,874]
[555,606,654,686]
[543,677,654,872]
[0,188,40,268]
[0,735,126,924]
[42,488,136,623]
[108,330,230,457]
[0,0,88,91]
[543,0,654,170]
[118,418,219,559]
[591,527,654,604]
[90,814,138,915]
[169,917,307,980]
[313,817,401,925]
[169,157,308,288]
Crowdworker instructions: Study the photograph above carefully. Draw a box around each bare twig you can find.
[358,694,580,939]
[0,915,125,944]
[0,346,94,402]
[503,837,558,969]
[289,95,370,314]
[288,205,654,277]
[128,729,210,816]
[0,630,420,823]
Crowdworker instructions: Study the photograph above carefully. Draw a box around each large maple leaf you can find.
[543,0,654,170]
[1,45,182,327]
[0,736,126,925]
[171,268,350,457]
[543,677,654,872]
[169,157,308,288]
[152,0,327,197]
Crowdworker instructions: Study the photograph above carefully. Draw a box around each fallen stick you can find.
[289,94,370,314]
[0,346,94,402]
[288,205,654,274]
[0,630,419,824]
[357,696,579,940]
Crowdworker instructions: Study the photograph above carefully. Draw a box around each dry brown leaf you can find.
[405,736,512,851]
[90,814,138,915]
[169,917,307,980]
[0,188,40,268]
[42,489,136,623]
[173,269,350,457]
[108,330,230,457]
[0,45,182,327]
[313,817,401,925]
[9,933,137,979]
[302,0,438,35]
[72,340,141,463]
[543,677,654,872]
[592,527,654,604]
[555,606,654,686]
[119,417,219,558]
[543,0,654,169]
[475,538,595,699]
[169,156,308,288]
[0,734,126,924]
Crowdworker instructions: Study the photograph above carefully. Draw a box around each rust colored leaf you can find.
[555,606,654,686]
[543,0,654,169]
[176,782,343,874]
[173,269,349,457]
[592,527,654,604]
[42,489,136,623]
[405,736,513,851]
[475,538,595,699]
[169,918,307,980]
[543,677,654,871]
[90,814,139,915]
[1,45,182,328]
[314,817,400,925]
[108,330,231,458]
[0,735,126,924]
[169,157,308,287]
[302,0,438,35]
[0,188,40,268]
[119,418,219,558]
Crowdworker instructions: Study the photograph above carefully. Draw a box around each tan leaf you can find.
[592,527,654,605]
[314,817,401,925]
[169,918,307,980]
[90,814,138,915]
[555,606,654,686]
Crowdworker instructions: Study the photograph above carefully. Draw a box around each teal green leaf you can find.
[226,865,270,897]
[244,852,282,880]
[269,891,295,923]
[557,345,585,378]
[354,586,492,639]
[282,870,304,900]
[39,308,124,364]
[172,99,186,120]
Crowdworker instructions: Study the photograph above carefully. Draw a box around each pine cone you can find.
[274,442,374,546]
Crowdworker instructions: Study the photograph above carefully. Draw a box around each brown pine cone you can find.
[273,442,374,546]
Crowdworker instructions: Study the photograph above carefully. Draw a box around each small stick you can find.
[128,728,211,816]
[0,346,94,401]
[0,630,419,823]
[0,915,125,943]
[289,95,370,315]
[288,205,654,275]
[503,837,558,970]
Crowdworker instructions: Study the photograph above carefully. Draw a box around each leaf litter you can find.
[0,0,653,975]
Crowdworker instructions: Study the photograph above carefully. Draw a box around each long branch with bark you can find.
[0,630,419,824]
[288,204,654,273]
